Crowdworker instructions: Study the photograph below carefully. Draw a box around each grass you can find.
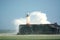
[0,35,60,40]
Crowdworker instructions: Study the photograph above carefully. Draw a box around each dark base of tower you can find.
[17,24,60,35]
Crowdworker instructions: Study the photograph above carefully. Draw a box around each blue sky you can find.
[0,0,60,30]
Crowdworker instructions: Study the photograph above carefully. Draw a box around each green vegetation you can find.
[0,35,60,40]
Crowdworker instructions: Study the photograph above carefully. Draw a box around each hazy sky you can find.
[0,0,60,30]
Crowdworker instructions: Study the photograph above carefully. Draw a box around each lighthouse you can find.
[26,13,30,26]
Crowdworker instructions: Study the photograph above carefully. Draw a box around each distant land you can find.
[0,29,16,33]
